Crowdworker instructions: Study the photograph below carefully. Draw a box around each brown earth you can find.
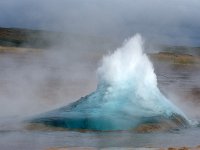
[0,45,41,53]
[45,146,200,150]
[150,52,200,64]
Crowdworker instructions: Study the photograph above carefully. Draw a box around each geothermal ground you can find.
[0,28,200,150]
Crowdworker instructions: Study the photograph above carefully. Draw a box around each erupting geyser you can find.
[31,34,190,131]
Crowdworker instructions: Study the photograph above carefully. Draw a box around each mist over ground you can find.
[0,0,199,121]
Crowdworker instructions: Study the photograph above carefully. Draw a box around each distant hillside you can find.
[160,45,200,55]
[0,27,64,48]
[0,27,119,50]
[0,27,199,55]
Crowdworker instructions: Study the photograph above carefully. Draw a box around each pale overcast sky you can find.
[0,0,200,45]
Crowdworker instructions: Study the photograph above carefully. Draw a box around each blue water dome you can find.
[30,34,190,131]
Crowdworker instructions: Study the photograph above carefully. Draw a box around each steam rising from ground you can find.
[0,47,99,119]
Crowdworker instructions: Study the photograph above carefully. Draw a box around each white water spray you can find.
[97,34,186,117]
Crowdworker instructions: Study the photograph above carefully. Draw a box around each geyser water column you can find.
[31,34,190,131]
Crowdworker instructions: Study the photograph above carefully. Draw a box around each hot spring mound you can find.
[29,34,190,131]
[29,90,189,131]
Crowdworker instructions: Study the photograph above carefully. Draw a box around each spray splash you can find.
[31,34,189,131]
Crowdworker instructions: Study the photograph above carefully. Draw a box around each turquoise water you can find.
[31,35,190,131]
